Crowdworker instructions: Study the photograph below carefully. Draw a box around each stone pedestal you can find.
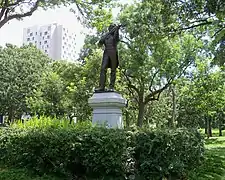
[88,92,127,128]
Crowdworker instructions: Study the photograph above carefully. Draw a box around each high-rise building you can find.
[23,23,77,61]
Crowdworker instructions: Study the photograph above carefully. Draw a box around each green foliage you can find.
[0,117,204,179]
[27,60,95,121]
[176,61,225,129]
[135,128,204,179]
[27,72,66,117]
[0,44,50,121]
[0,166,62,180]
[11,116,81,129]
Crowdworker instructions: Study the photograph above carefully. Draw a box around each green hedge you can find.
[0,166,62,180]
[0,120,204,179]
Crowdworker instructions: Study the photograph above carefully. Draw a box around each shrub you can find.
[0,167,62,180]
[135,128,204,179]
[0,117,204,179]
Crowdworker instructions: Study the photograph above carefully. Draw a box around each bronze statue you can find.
[95,24,122,92]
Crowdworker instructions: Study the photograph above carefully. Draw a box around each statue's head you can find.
[108,24,116,31]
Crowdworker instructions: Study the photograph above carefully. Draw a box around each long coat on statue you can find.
[98,28,119,69]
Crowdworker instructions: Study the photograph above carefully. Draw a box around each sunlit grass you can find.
[11,116,74,129]
[188,136,225,180]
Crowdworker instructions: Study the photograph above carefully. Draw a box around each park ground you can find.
[187,129,225,180]
[0,129,225,180]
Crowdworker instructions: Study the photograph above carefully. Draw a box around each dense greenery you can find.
[0,117,204,179]
[0,0,225,178]
[0,0,224,132]
[0,44,50,122]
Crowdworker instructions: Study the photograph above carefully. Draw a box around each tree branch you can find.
[144,79,172,104]
[212,27,225,38]
[8,0,24,7]
[149,69,159,93]
[147,91,161,101]
[121,69,140,96]
[0,8,6,21]
[0,0,40,29]
[0,0,8,21]
[120,40,132,49]
[177,21,213,32]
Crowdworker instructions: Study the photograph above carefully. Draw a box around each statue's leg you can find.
[99,52,109,90]
[109,51,117,90]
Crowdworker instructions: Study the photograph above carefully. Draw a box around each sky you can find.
[0,6,89,52]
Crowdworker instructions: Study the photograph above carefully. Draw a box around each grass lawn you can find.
[188,136,225,180]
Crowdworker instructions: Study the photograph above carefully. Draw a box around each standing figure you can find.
[95,24,121,92]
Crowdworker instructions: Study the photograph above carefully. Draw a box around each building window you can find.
[44,40,47,44]
[45,49,48,53]
[32,37,34,40]
[63,37,65,40]
[27,38,30,41]
[40,42,41,45]
[40,32,42,36]
[36,32,37,35]
[27,29,30,33]
[44,31,47,35]
[47,45,49,48]
[47,35,50,39]
[35,41,37,44]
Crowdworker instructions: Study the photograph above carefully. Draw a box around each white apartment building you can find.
[23,23,77,61]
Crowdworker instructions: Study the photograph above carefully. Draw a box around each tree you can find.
[0,0,115,29]
[27,71,67,118]
[0,44,50,122]
[176,59,225,137]
[116,3,203,127]
[27,50,102,122]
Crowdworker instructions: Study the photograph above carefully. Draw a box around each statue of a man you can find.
[95,24,121,92]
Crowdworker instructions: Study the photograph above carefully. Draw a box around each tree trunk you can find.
[204,117,208,134]
[69,115,73,124]
[125,110,130,127]
[137,102,145,127]
[208,117,212,137]
[218,115,223,136]
[8,107,14,124]
[171,86,176,128]
[219,124,223,136]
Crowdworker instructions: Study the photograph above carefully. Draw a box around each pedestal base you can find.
[88,92,127,128]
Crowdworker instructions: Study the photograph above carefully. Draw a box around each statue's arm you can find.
[99,35,105,45]
[114,27,120,43]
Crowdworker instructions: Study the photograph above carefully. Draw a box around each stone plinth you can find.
[88,92,127,128]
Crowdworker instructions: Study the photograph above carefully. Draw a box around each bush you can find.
[135,128,204,179]
[0,117,204,179]
[0,166,62,180]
